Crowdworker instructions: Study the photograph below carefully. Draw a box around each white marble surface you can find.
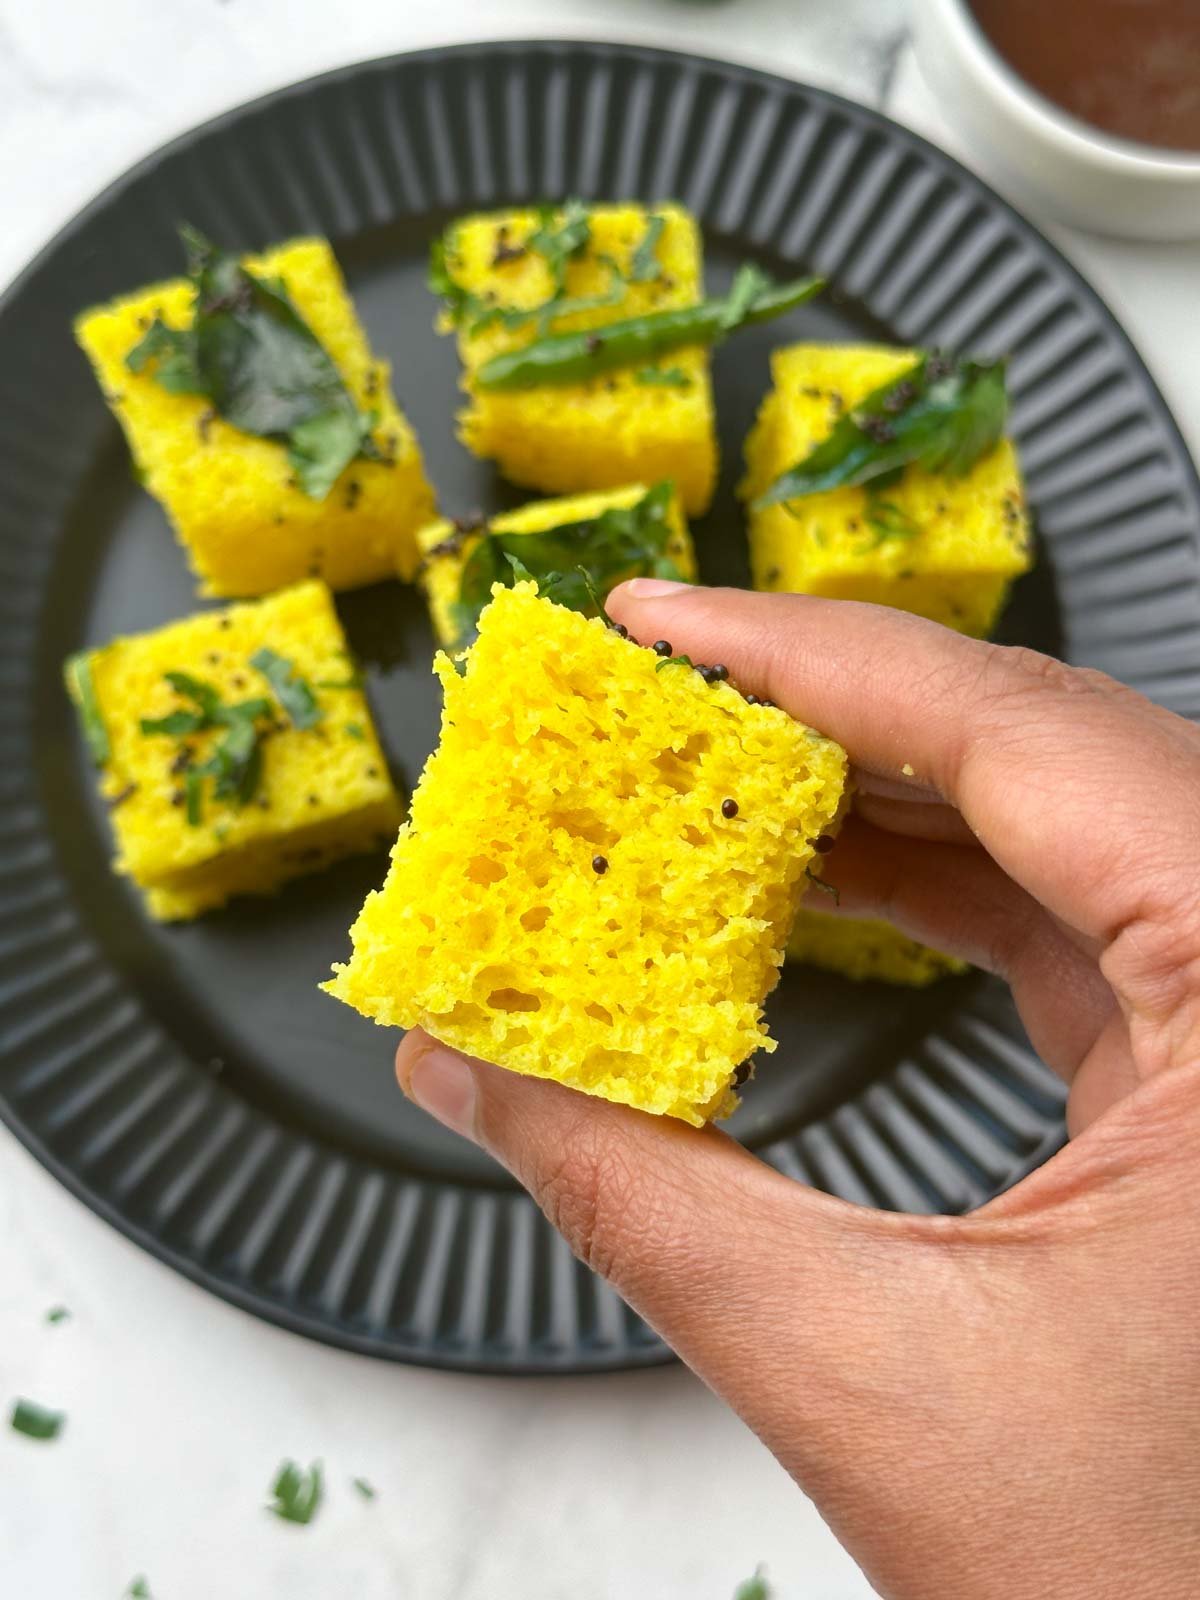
[2,3,1198,1597]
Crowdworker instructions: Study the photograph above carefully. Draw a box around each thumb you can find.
[395,1028,931,1406]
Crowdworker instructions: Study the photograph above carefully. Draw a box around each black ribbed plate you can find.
[2,42,1198,1373]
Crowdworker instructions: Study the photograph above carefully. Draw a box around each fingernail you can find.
[406,1044,478,1141]
[620,577,691,599]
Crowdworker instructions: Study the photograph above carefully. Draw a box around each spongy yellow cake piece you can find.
[75,238,436,597]
[741,345,1031,636]
[416,483,697,648]
[787,907,968,986]
[325,583,848,1124]
[438,204,718,515]
[65,581,400,920]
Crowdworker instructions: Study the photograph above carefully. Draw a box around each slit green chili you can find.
[475,266,824,391]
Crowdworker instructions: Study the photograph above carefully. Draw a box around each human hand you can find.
[396,582,1200,1600]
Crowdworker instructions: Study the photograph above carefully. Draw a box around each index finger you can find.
[607,582,1200,969]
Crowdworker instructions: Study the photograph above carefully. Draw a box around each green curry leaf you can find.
[446,481,682,647]
[124,318,205,394]
[755,354,1009,509]
[126,226,378,500]
[287,410,374,501]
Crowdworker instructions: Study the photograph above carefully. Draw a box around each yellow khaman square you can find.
[325,583,847,1124]
[741,345,1031,636]
[415,483,696,648]
[75,239,435,597]
[66,581,400,920]
[787,907,968,986]
[441,203,718,515]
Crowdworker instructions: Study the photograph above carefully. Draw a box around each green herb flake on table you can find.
[10,1398,65,1442]
[267,1459,323,1525]
[733,1567,772,1600]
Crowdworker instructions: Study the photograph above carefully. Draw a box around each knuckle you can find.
[530,1118,704,1292]
[982,646,1163,723]
[988,644,1109,701]
[533,1126,644,1281]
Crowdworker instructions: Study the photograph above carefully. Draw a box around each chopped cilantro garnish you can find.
[65,653,110,766]
[267,1459,323,1525]
[352,1476,377,1500]
[125,1578,153,1599]
[431,203,631,340]
[527,198,591,295]
[344,721,365,741]
[249,648,323,730]
[719,263,771,332]
[184,765,205,827]
[428,231,488,327]
[140,672,272,825]
[629,213,666,281]
[655,652,695,673]
[45,1306,70,1325]
[862,491,920,549]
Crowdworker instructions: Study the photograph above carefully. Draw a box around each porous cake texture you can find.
[66,581,400,920]
[75,239,435,597]
[325,583,848,1124]
[742,344,1031,637]
[415,483,696,648]
[440,203,718,515]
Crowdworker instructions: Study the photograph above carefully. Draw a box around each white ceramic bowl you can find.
[912,0,1200,240]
